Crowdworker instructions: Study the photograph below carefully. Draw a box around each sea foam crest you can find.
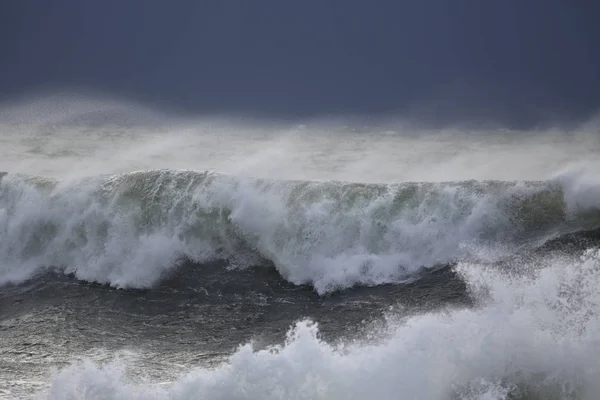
[0,169,599,293]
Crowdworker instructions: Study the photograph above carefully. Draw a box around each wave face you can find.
[1,169,599,293]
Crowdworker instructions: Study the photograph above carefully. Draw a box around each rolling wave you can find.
[0,169,599,293]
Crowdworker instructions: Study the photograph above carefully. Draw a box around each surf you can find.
[1,169,599,293]
[45,249,600,400]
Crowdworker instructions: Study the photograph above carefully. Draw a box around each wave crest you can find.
[1,169,599,293]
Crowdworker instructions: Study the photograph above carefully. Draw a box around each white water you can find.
[2,94,600,399]
[43,249,600,400]
[1,169,599,293]
[1,94,600,293]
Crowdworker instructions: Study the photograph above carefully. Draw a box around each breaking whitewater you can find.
[1,169,600,292]
[2,168,600,399]
[2,102,600,399]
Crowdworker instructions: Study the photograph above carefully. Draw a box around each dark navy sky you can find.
[1,0,599,126]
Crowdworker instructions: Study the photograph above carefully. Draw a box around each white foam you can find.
[45,249,600,400]
[2,94,600,293]
[1,169,599,293]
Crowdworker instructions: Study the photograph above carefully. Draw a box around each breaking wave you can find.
[47,249,600,399]
[0,169,599,293]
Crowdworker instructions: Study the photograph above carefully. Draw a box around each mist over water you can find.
[1,94,600,183]
[1,94,600,399]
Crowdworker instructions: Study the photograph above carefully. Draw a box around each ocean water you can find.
[1,96,600,399]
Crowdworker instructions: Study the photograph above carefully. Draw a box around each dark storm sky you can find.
[1,0,599,126]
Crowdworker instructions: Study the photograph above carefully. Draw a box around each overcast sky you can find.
[1,0,599,126]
